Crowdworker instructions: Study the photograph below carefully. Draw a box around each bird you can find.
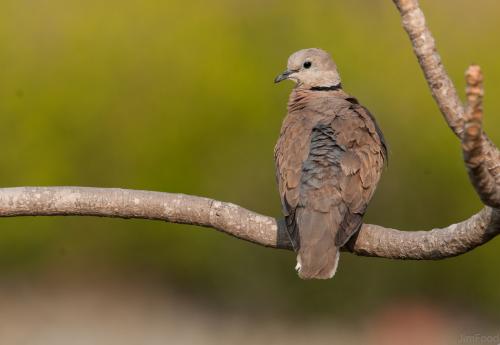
[274,48,387,279]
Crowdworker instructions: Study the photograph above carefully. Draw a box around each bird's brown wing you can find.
[274,110,323,250]
[333,101,386,246]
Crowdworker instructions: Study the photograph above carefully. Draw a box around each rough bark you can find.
[0,187,498,260]
[0,0,499,260]
[462,66,500,207]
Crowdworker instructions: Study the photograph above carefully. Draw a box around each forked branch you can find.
[0,0,499,260]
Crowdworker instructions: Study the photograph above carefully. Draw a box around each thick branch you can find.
[0,187,280,247]
[348,207,500,259]
[0,187,499,259]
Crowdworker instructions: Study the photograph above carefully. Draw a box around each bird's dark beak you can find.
[274,70,294,83]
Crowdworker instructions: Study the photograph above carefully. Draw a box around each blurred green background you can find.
[0,0,499,336]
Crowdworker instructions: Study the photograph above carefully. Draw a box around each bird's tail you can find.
[295,207,340,279]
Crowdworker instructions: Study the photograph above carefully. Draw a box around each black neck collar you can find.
[310,83,342,91]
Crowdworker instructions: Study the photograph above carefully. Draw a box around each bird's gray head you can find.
[274,48,341,89]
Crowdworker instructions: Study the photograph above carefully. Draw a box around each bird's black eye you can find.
[303,61,312,69]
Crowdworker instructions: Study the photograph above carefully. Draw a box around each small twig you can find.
[462,65,500,207]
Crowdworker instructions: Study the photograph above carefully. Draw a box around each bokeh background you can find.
[0,0,499,343]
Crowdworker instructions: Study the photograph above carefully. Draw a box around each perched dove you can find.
[274,48,387,279]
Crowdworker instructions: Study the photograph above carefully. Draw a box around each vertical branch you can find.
[463,66,500,207]
[464,65,484,149]
[392,0,465,137]
[392,0,500,206]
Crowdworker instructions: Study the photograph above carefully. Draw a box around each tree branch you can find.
[392,0,465,137]
[393,0,500,205]
[0,187,499,260]
[462,66,500,207]
[0,0,499,262]
[0,187,281,247]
